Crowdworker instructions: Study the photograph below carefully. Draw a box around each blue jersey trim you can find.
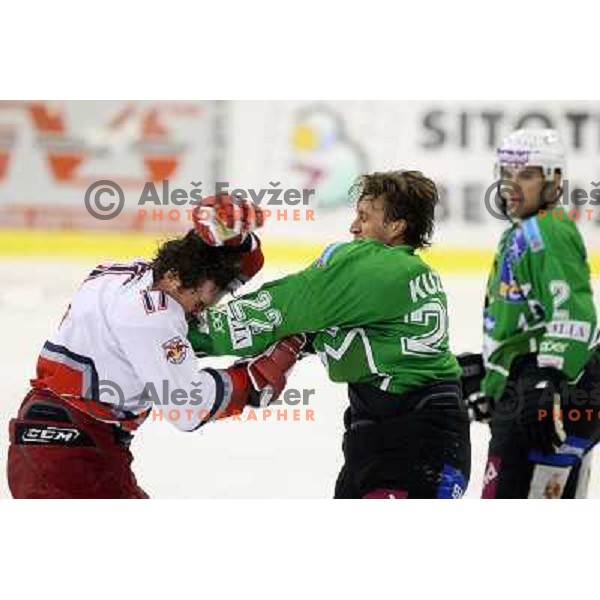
[522,217,545,253]
[315,242,344,267]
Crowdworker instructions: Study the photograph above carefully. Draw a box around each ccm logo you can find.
[19,425,82,445]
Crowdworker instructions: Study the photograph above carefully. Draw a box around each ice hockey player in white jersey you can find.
[7,196,305,498]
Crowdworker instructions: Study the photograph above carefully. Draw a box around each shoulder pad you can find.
[314,242,345,267]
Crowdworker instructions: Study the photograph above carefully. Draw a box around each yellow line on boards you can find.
[0,229,598,276]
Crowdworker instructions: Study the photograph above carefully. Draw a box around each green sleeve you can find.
[188,240,415,357]
[516,216,597,379]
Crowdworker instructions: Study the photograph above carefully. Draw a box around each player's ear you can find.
[552,170,563,188]
[386,218,407,243]
[543,170,563,206]
[162,270,183,293]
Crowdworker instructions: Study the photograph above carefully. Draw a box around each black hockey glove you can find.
[514,367,567,454]
[456,352,485,398]
[456,353,494,423]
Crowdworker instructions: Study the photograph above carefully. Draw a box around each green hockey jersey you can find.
[188,238,460,395]
[482,209,599,401]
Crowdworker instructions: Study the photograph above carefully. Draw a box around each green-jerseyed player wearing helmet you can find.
[467,128,600,499]
[188,171,471,499]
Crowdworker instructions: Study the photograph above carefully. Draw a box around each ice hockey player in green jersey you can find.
[475,128,600,498]
[189,171,471,499]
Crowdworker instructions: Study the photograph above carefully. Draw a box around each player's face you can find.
[160,274,223,315]
[178,280,223,315]
[499,166,558,219]
[350,196,405,245]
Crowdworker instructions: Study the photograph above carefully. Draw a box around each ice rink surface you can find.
[1,259,599,499]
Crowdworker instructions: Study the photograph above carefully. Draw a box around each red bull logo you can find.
[162,336,188,365]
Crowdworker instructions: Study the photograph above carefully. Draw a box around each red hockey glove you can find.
[219,334,307,417]
[246,334,307,406]
[192,195,265,246]
[238,233,264,283]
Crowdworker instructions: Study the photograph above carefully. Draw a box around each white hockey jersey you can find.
[34,260,234,432]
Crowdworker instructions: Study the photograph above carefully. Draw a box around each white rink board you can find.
[1,260,599,499]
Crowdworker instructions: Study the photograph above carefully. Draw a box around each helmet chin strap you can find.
[497,181,520,225]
